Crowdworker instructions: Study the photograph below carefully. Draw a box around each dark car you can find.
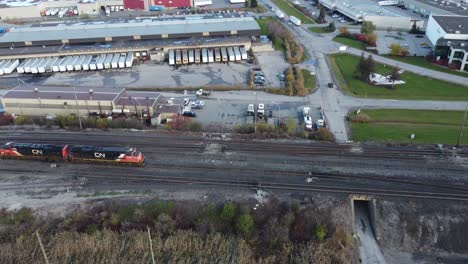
[183,111,197,117]
[327,82,334,88]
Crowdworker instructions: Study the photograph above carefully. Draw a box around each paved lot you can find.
[255,51,290,88]
[375,31,432,56]
[41,61,251,89]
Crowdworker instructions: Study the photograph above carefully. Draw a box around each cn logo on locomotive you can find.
[32,149,43,155]
[94,152,106,158]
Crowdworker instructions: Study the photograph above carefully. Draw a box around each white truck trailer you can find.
[239,47,248,60]
[194,49,201,63]
[125,52,134,68]
[182,50,188,64]
[5,59,20,74]
[118,53,126,68]
[38,57,51,73]
[111,53,120,69]
[52,57,64,72]
[233,47,241,61]
[25,58,38,73]
[169,50,175,65]
[175,50,182,65]
[201,48,208,63]
[275,10,285,20]
[221,47,228,62]
[74,56,86,71]
[214,48,221,62]
[227,47,235,61]
[0,60,11,75]
[16,59,30,74]
[290,16,301,26]
[188,50,194,63]
[82,55,93,71]
[207,49,214,63]
[59,57,70,72]
[66,56,79,71]
[89,56,98,70]
[96,54,106,70]
[104,54,114,69]
[31,58,45,74]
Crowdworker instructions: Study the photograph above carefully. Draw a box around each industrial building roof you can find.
[432,15,468,35]
[0,16,259,44]
[0,86,124,101]
[319,0,404,20]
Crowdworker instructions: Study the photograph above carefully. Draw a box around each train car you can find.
[0,142,66,161]
[67,145,144,166]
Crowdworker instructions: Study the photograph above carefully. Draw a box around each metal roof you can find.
[0,86,124,101]
[432,15,468,35]
[0,16,259,43]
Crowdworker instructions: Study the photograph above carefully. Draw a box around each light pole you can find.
[456,104,468,148]
[73,86,83,132]
[254,92,257,134]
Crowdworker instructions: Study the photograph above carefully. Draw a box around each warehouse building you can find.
[0,85,162,117]
[123,0,191,10]
[426,14,468,72]
[319,0,424,29]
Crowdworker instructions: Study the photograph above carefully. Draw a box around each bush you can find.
[315,224,326,241]
[311,128,335,142]
[347,112,371,123]
[13,115,31,126]
[234,124,255,134]
[236,214,254,237]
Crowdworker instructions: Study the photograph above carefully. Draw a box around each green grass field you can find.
[302,69,317,92]
[329,53,468,101]
[385,56,468,78]
[308,27,331,34]
[271,0,315,24]
[332,36,364,50]
[350,109,468,145]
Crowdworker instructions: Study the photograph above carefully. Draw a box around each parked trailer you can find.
[38,57,52,73]
[31,58,45,74]
[44,57,58,73]
[52,57,64,72]
[275,10,285,20]
[207,49,214,63]
[125,52,134,68]
[168,50,175,65]
[74,56,86,71]
[16,59,30,74]
[110,53,120,69]
[194,49,201,63]
[59,57,70,72]
[89,56,98,71]
[182,50,188,64]
[289,16,301,26]
[0,60,11,75]
[25,58,38,73]
[82,55,93,71]
[239,47,248,60]
[104,54,114,69]
[66,56,79,71]
[202,48,208,63]
[96,54,106,70]
[4,59,19,75]
[221,47,228,62]
[188,50,194,63]
[233,47,241,61]
[175,50,182,65]
[214,48,221,62]
[227,47,235,61]
[118,53,126,68]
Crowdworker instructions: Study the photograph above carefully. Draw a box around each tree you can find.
[339,27,351,37]
[366,55,376,81]
[389,66,401,89]
[360,21,376,35]
[365,33,377,46]
[315,224,327,241]
[327,22,335,32]
[236,214,254,237]
[355,53,369,81]
[220,202,236,223]
[389,43,402,56]
[250,0,258,8]
[317,4,326,23]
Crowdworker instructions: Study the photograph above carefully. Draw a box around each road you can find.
[1,131,468,200]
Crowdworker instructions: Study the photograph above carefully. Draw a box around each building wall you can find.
[426,15,447,47]
[124,0,145,9]
[363,16,424,30]
[152,0,191,8]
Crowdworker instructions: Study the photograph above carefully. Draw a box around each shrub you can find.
[234,124,255,134]
[13,115,31,126]
[312,128,335,142]
[315,224,326,241]
[348,112,371,123]
[236,214,254,237]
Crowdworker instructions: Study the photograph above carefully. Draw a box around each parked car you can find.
[327,82,334,88]
[183,111,197,117]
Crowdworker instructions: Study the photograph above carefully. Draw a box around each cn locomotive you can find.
[0,142,144,166]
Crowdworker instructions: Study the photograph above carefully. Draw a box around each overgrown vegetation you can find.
[284,66,307,96]
[348,109,468,145]
[334,26,377,50]
[329,53,468,101]
[0,199,354,263]
[266,20,305,63]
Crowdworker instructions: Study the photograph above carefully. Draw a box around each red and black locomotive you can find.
[0,142,144,166]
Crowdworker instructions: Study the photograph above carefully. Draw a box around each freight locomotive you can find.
[0,142,144,166]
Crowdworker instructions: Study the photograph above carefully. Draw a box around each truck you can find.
[82,55,93,71]
[233,47,241,61]
[188,50,194,63]
[30,58,44,74]
[182,50,188,64]
[74,56,86,71]
[118,53,126,68]
[0,60,11,75]
[290,16,301,26]
[66,56,79,71]
[168,50,175,65]
[111,53,120,69]
[275,10,285,20]
[175,50,182,65]
[207,49,214,63]
[214,48,221,62]
[239,47,248,60]
[227,47,235,61]
[59,57,70,72]
[103,54,114,69]
[105,6,110,16]
[221,47,228,62]
[4,59,19,74]
[303,107,312,130]
[201,48,208,63]
[257,104,265,116]
[125,52,134,68]
[89,56,98,71]
[194,49,201,63]
[38,57,51,73]
[149,5,164,11]
[247,104,255,116]
[16,59,29,74]
[52,57,64,72]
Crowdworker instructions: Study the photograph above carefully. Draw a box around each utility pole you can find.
[35,230,50,264]
[147,226,156,264]
[73,86,83,132]
[254,92,257,134]
[456,104,468,148]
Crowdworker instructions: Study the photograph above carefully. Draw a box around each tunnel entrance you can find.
[354,200,376,237]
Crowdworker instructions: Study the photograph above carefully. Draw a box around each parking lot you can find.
[255,51,290,88]
[375,31,433,56]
